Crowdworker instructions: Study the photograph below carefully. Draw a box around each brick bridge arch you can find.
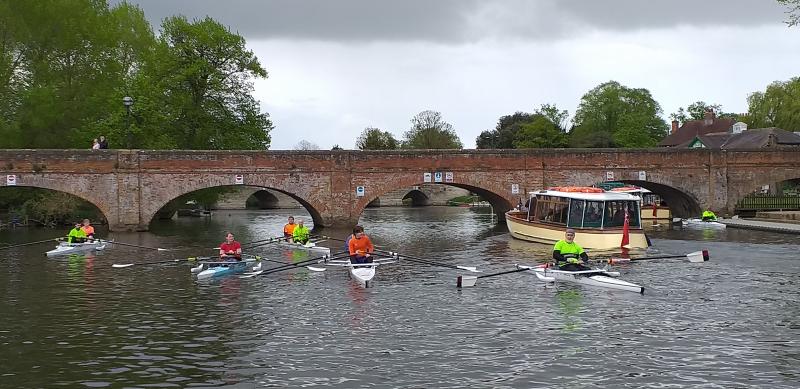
[0,176,110,224]
[616,180,702,217]
[354,175,513,222]
[1,149,798,231]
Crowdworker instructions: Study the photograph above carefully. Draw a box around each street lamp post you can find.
[122,96,134,149]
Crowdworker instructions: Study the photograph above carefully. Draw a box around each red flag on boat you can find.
[621,205,630,248]
[652,202,658,217]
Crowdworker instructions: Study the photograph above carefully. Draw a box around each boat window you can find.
[534,195,569,225]
[567,199,585,228]
[583,201,603,228]
[603,200,641,228]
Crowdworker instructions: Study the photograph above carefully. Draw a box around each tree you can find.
[148,16,272,150]
[331,144,343,150]
[747,77,800,131]
[570,81,668,148]
[356,127,399,150]
[294,140,319,150]
[476,112,534,149]
[403,110,463,149]
[513,115,568,148]
[670,101,738,125]
[778,0,800,26]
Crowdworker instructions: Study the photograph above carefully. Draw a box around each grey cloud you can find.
[117,0,787,42]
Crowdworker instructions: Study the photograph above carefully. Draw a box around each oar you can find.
[242,236,286,249]
[598,250,709,264]
[456,265,542,288]
[99,239,171,251]
[0,237,64,250]
[373,248,480,273]
[112,256,209,268]
[244,250,351,278]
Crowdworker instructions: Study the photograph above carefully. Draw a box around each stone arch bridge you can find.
[0,149,795,231]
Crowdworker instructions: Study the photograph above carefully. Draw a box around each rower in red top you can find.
[348,225,374,265]
[219,232,242,261]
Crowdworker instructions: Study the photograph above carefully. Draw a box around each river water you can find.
[0,207,798,388]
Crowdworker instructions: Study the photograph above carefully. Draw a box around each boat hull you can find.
[196,258,257,280]
[349,265,376,288]
[681,218,726,229]
[46,241,107,256]
[533,267,644,294]
[505,212,648,250]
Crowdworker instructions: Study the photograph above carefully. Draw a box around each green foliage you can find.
[670,101,738,125]
[778,0,800,26]
[570,81,667,148]
[403,110,463,149]
[0,188,104,227]
[477,105,568,149]
[513,115,568,148]
[356,127,399,150]
[747,77,800,131]
[0,1,271,150]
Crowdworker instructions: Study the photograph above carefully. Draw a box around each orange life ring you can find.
[548,186,605,193]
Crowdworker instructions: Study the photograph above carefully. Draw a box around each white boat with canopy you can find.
[506,188,648,250]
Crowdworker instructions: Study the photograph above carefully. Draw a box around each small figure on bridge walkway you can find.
[91,138,100,150]
[98,135,108,149]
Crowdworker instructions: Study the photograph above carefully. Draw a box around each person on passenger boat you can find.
[552,228,591,271]
[67,222,87,244]
[292,219,311,245]
[283,216,296,241]
[701,210,717,222]
[81,219,95,240]
[219,232,242,261]
[348,225,374,265]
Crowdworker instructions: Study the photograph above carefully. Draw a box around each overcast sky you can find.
[120,0,799,149]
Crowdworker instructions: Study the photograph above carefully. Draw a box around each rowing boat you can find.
[519,265,644,294]
[46,240,109,256]
[193,257,261,280]
[315,257,395,288]
[274,240,331,255]
[681,218,726,229]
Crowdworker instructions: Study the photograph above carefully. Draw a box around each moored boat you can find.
[609,186,672,221]
[506,188,648,250]
[46,240,108,256]
[520,265,644,294]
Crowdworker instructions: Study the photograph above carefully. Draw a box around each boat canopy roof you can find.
[528,189,640,202]
[609,186,652,194]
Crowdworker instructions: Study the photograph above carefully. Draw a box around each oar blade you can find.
[456,266,480,273]
[112,263,134,268]
[687,250,710,262]
[456,275,478,288]
[306,266,326,272]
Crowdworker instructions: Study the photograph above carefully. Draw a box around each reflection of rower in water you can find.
[552,228,591,271]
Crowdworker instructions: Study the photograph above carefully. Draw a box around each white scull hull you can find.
[46,241,108,256]
[531,267,644,294]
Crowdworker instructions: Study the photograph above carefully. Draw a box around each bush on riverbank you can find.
[447,194,483,206]
[0,189,104,228]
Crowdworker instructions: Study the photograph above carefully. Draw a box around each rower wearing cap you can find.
[552,228,590,271]
[292,219,311,245]
[348,225,374,265]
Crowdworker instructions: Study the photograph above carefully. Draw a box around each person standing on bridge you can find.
[552,228,590,271]
[348,225,374,265]
[98,135,108,149]
[283,216,297,241]
[292,219,311,245]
